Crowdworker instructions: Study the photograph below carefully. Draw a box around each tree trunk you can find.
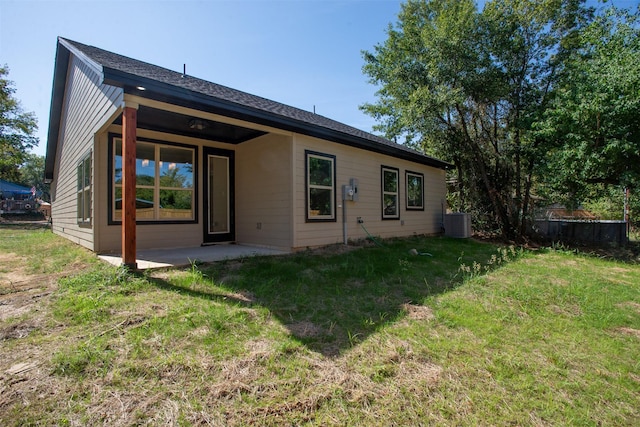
[455,156,465,211]
[456,104,514,237]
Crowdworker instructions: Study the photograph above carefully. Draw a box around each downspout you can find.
[342,185,348,245]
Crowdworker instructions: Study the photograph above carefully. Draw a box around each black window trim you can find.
[381,165,400,220]
[108,133,199,226]
[405,170,425,211]
[77,150,92,227]
[305,149,337,223]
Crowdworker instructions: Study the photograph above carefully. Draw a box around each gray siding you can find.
[50,54,123,250]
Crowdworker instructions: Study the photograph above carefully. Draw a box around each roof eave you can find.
[44,41,70,182]
[45,38,106,183]
[105,68,452,170]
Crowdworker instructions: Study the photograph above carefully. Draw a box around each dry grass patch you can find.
[1,229,639,426]
[210,338,275,399]
[82,385,187,426]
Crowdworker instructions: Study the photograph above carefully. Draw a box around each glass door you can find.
[203,147,234,243]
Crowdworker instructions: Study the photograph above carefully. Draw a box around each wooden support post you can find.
[122,105,138,269]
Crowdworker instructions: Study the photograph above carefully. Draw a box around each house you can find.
[45,37,451,268]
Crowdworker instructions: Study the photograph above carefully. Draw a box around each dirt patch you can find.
[297,239,376,256]
[616,301,640,314]
[189,326,210,337]
[548,304,583,317]
[0,272,66,323]
[0,253,30,290]
[0,215,48,224]
[286,321,327,339]
[0,303,33,322]
[402,303,435,321]
[226,290,256,304]
[609,266,632,274]
[615,327,640,339]
[0,321,39,340]
[0,252,26,263]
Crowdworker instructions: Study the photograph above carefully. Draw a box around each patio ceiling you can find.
[113,105,267,144]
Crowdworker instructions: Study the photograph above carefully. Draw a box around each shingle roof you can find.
[50,37,451,171]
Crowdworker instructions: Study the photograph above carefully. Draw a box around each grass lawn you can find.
[1,225,639,425]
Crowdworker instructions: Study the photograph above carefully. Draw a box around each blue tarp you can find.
[0,179,32,197]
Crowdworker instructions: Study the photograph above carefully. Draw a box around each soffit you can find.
[112,105,266,144]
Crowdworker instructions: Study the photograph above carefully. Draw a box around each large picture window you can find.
[306,150,336,221]
[406,171,424,210]
[382,166,399,219]
[77,152,91,225]
[112,137,195,222]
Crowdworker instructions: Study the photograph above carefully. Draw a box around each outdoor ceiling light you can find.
[188,118,207,130]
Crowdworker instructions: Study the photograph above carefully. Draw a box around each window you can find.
[382,166,399,219]
[77,152,91,225]
[306,150,336,221]
[112,137,195,222]
[406,171,424,210]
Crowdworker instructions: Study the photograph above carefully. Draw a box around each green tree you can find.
[580,185,628,221]
[0,65,39,182]
[361,0,591,238]
[537,6,640,209]
[18,153,48,200]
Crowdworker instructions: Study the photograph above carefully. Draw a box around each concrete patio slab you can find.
[99,244,288,270]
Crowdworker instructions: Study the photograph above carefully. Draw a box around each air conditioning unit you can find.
[444,213,472,238]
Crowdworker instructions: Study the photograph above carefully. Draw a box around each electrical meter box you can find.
[349,178,359,201]
[342,185,354,201]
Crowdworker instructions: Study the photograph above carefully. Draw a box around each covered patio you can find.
[99,244,287,270]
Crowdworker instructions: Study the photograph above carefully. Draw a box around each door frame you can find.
[202,147,235,244]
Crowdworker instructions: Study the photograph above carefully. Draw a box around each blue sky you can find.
[1,0,407,157]
[0,0,634,158]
